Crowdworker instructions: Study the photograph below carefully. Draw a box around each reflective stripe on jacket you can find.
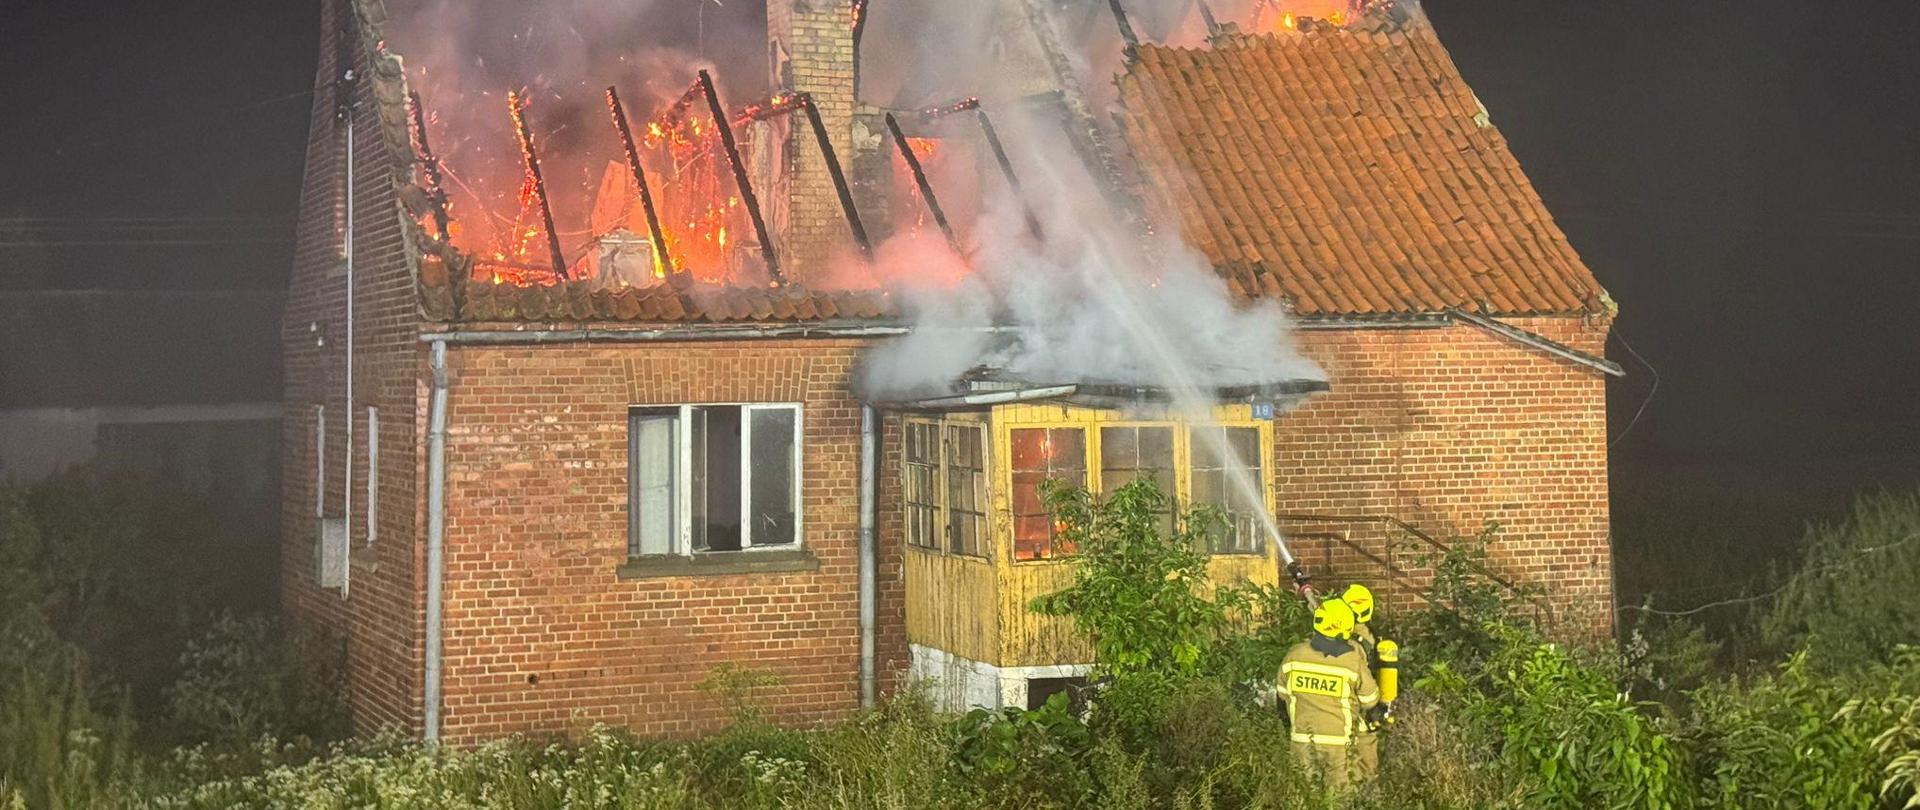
[1276,638,1378,746]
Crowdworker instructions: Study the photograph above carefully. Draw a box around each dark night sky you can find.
[2,1,1916,516]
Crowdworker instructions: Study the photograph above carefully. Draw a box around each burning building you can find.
[284,0,1619,740]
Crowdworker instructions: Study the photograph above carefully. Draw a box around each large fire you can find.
[405,71,797,291]
[1245,0,1390,33]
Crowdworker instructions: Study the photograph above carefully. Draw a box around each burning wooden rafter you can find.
[1106,0,1141,55]
[696,70,782,284]
[917,96,980,122]
[407,90,451,242]
[648,79,706,146]
[851,0,870,98]
[605,85,675,276]
[733,91,808,128]
[911,97,1041,240]
[506,90,569,281]
[884,112,958,252]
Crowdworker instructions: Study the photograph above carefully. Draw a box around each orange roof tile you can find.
[1115,13,1609,317]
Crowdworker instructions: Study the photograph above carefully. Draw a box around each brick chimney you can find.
[766,0,858,281]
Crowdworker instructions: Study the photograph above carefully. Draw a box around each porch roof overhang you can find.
[874,370,1330,411]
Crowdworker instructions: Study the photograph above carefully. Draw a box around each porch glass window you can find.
[904,422,940,550]
[1099,425,1177,536]
[1190,426,1265,554]
[945,424,988,557]
[1011,427,1085,561]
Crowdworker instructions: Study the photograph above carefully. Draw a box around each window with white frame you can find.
[628,404,802,556]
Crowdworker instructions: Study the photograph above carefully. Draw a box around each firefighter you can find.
[1341,583,1397,760]
[1277,598,1379,791]
[1341,583,1379,659]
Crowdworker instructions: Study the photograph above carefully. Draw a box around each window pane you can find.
[1010,427,1085,560]
[905,422,940,549]
[692,407,743,551]
[1190,426,1264,554]
[946,424,986,557]
[749,408,797,546]
[1101,425,1175,535]
[629,412,677,556]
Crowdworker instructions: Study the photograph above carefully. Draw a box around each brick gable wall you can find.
[1277,317,1615,636]
[280,0,428,735]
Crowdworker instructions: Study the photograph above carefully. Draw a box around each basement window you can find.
[1190,426,1266,554]
[1011,427,1086,561]
[628,404,802,557]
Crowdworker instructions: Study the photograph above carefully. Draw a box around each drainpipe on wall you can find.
[858,404,879,708]
[423,340,449,741]
[340,91,356,600]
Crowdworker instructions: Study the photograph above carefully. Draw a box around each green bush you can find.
[1421,624,1688,809]
[1683,649,1920,808]
[164,614,348,748]
[1764,489,1920,671]
[950,692,1093,808]
[1029,479,1247,685]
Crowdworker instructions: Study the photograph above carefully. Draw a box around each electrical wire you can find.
[1617,536,1914,618]
[1608,326,1659,450]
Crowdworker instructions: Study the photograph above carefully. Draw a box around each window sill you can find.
[617,549,819,579]
[907,545,993,564]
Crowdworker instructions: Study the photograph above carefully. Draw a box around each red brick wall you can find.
[280,0,427,735]
[434,340,908,742]
[1275,316,1616,637]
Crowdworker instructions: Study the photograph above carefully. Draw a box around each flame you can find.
[430,72,818,289]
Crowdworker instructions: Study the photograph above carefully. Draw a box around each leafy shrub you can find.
[1421,626,1688,809]
[1621,607,1722,706]
[1030,479,1246,685]
[950,692,1094,808]
[1684,648,1920,808]
[1764,489,1920,671]
[3,469,270,724]
[164,614,348,748]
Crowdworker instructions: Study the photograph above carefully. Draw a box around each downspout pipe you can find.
[423,340,449,741]
[858,404,879,708]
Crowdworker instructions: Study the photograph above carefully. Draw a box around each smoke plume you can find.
[854,0,1323,400]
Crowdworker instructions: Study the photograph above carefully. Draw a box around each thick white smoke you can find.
[854,0,1323,400]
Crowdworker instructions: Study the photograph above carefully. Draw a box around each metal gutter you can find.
[423,340,449,742]
[417,323,912,345]
[857,405,879,708]
[885,385,1080,409]
[1447,309,1626,378]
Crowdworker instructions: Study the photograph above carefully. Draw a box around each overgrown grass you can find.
[5,478,1920,808]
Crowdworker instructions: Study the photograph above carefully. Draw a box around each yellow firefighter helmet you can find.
[1312,598,1357,640]
[1341,583,1375,624]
